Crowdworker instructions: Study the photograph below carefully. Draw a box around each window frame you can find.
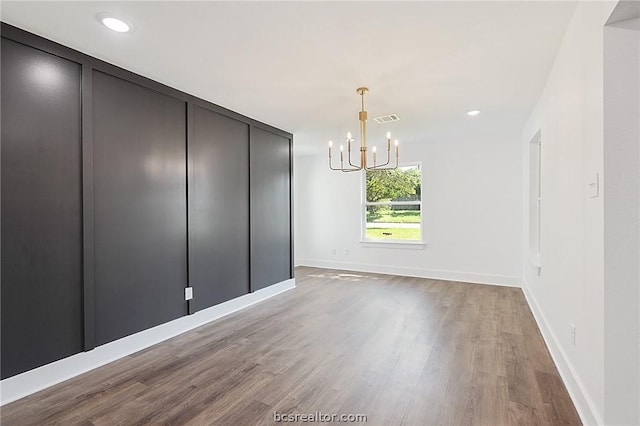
[360,161,425,246]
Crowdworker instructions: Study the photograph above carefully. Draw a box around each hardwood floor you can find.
[1,267,581,425]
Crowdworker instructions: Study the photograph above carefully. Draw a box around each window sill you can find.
[360,240,426,250]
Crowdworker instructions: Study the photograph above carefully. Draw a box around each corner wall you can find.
[604,13,640,426]
[521,2,617,424]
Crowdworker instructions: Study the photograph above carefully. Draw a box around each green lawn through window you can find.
[366,210,421,240]
[366,226,421,240]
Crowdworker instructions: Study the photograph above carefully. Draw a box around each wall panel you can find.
[92,71,188,346]
[189,106,250,310]
[1,39,83,378]
[250,127,292,291]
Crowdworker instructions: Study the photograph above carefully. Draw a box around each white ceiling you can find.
[1,1,578,155]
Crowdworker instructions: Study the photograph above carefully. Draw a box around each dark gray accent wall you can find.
[189,106,250,311]
[250,127,292,291]
[1,23,293,378]
[1,38,83,378]
[92,71,188,345]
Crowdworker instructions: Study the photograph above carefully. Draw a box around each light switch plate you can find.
[185,287,193,301]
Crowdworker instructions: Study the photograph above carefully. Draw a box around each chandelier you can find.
[328,87,399,172]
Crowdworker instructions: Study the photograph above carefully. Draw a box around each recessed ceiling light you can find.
[101,17,131,33]
[467,110,481,116]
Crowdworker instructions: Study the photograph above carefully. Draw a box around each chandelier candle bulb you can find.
[395,140,399,157]
[328,141,333,158]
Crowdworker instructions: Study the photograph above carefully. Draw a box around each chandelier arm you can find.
[347,142,360,168]
[328,155,343,171]
[330,155,361,172]
[368,146,392,168]
[365,165,396,171]
[368,162,389,169]
[365,154,399,171]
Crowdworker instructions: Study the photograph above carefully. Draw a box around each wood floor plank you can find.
[1,267,581,425]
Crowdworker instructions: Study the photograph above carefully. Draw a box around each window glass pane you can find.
[366,204,421,240]
[365,165,421,203]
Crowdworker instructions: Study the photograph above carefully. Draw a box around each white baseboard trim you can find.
[296,259,521,287]
[521,281,603,425]
[0,278,295,406]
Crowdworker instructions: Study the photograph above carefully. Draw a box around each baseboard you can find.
[296,258,521,287]
[0,278,295,406]
[521,281,603,425]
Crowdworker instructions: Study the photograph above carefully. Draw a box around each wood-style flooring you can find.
[1,267,581,425]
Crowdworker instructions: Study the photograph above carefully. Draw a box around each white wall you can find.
[522,2,617,424]
[604,14,640,426]
[294,128,523,286]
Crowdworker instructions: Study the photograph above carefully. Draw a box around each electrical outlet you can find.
[570,323,576,346]
[344,248,349,256]
[331,248,336,255]
[185,287,193,301]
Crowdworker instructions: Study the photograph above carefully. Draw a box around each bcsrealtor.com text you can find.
[273,411,367,423]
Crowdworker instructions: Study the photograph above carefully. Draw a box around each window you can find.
[363,164,422,242]
[529,134,541,265]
